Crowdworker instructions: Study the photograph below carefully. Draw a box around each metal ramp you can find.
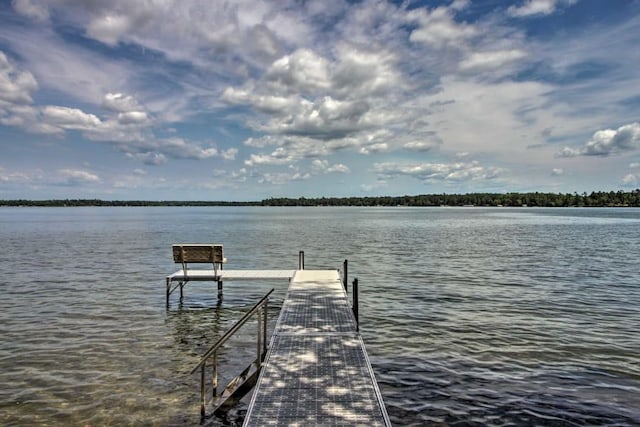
[243,270,391,426]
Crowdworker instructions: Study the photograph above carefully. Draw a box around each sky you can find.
[1,0,639,200]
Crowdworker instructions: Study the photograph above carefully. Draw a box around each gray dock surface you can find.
[244,270,391,426]
[168,269,296,281]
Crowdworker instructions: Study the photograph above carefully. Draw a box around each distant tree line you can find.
[1,190,640,207]
[260,190,640,207]
[0,199,261,207]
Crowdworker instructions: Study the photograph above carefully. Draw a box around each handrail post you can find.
[262,300,268,357]
[352,278,359,332]
[298,251,304,270]
[257,308,262,369]
[343,259,348,292]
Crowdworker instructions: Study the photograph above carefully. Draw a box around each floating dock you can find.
[170,247,390,424]
[166,269,296,304]
[243,269,391,426]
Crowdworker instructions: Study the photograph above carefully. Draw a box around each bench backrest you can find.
[172,244,224,272]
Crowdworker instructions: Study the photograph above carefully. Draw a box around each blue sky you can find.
[1,0,639,200]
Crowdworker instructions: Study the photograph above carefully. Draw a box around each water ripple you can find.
[1,207,639,425]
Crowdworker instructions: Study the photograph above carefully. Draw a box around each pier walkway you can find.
[244,269,391,426]
[166,269,296,304]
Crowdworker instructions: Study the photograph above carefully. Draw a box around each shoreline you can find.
[2,190,640,208]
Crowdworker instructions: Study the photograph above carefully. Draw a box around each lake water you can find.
[1,206,639,426]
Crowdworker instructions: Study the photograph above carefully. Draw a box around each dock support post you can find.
[180,282,184,300]
[200,365,205,420]
[166,277,170,306]
[217,280,223,298]
[343,260,348,292]
[299,251,305,270]
[353,278,359,332]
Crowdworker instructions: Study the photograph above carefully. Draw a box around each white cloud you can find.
[103,93,142,113]
[0,104,60,135]
[126,152,167,166]
[58,168,100,185]
[622,174,638,186]
[630,163,640,169]
[12,0,49,22]
[243,135,281,148]
[327,163,350,174]
[374,160,504,182]
[360,142,389,155]
[55,0,308,69]
[404,141,437,152]
[361,180,388,192]
[258,169,311,185]
[0,25,134,106]
[220,40,410,174]
[225,45,401,142]
[230,168,248,183]
[507,0,577,18]
[42,106,102,129]
[147,138,219,160]
[557,122,640,157]
[245,151,293,166]
[223,88,296,114]
[221,148,238,161]
[0,165,31,183]
[263,96,372,138]
[86,14,132,46]
[311,159,350,174]
[118,137,232,164]
[0,51,38,104]
[117,111,149,125]
[331,45,401,98]
[450,0,471,11]
[551,168,564,176]
[241,134,365,166]
[424,76,559,157]
[459,49,527,72]
[407,6,477,48]
[555,147,578,158]
[265,49,331,94]
[0,51,224,166]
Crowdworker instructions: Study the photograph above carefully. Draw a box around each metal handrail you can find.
[190,288,274,374]
[191,289,274,420]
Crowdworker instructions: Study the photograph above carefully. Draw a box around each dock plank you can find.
[244,270,391,426]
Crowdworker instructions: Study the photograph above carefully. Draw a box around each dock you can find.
[243,269,391,426]
[166,268,296,304]
[172,247,390,425]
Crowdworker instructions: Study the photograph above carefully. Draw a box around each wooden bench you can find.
[166,244,227,304]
